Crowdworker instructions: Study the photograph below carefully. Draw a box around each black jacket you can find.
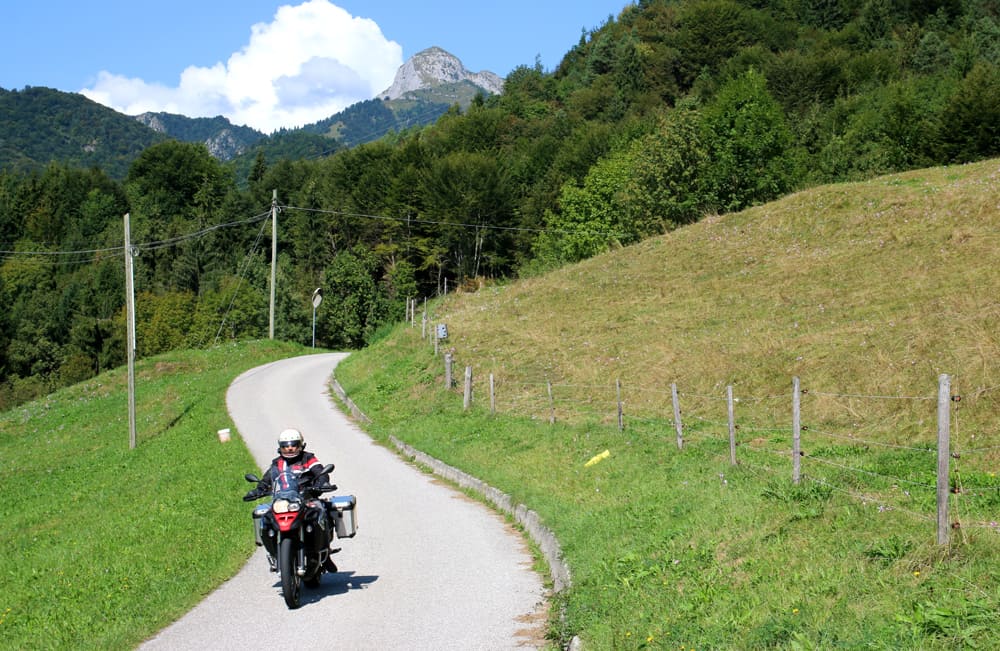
[256,450,330,493]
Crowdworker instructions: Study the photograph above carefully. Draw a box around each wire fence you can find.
[404,303,1000,547]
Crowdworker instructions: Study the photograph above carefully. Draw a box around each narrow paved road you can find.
[140,352,547,650]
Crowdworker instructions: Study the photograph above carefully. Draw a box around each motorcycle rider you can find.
[243,428,337,571]
[244,428,331,497]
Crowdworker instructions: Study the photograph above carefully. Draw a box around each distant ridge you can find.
[296,47,504,150]
[134,112,265,160]
[378,46,504,100]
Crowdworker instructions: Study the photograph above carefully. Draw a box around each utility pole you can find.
[269,189,277,339]
[124,213,137,449]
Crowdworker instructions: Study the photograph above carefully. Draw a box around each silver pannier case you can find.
[251,503,270,546]
[330,495,358,538]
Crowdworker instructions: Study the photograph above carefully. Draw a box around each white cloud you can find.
[81,1,402,133]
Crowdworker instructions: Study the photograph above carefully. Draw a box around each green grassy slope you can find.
[336,159,1000,649]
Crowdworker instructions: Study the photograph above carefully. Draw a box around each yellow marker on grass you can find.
[585,449,610,467]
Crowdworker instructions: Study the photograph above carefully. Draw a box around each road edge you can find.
[329,373,582,651]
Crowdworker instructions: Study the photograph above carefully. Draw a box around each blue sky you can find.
[4,0,627,133]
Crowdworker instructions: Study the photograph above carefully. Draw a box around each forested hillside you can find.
[0,87,168,178]
[1,82,490,177]
[1,0,998,410]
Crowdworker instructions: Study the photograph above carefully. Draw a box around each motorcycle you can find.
[243,463,357,608]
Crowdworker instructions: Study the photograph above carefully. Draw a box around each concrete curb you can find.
[329,376,581,649]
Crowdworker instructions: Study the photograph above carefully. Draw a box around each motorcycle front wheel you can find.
[279,537,301,609]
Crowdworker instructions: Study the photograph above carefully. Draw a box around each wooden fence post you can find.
[616,379,624,432]
[547,380,555,424]
[727,385,737,466]
[463,366,473,410]
[792,376,801,485]
[444,352,453,389]
[936,373,951,545]
[671,383,683,449]
[489,373,496,415]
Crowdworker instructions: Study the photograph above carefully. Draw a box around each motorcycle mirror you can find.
[244,473,260,483]
[321,463,335,474]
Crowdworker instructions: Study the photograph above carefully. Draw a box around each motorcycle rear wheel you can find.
[279,537,301,609]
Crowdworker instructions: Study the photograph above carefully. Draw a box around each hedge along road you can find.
[139,352,548,650]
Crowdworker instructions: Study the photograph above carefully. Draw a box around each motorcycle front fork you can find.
[269,527,332,575]
[296,543,307,576]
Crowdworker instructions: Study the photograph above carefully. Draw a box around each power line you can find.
[135,211,271,252]
[0,210,273,261]
[1,196,625,266]
[209,215,271,347]
[0,250,125,266]
[0,244,122,256]
[281,204,612,237]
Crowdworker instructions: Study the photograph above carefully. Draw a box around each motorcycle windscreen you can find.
[272,468,302,493]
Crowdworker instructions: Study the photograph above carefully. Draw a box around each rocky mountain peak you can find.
[378,46,504,100]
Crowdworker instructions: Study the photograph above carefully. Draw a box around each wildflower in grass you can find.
[913,571,920,577]
[793,608,799,614]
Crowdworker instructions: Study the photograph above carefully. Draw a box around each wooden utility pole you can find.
[124,213,137,449]
[269,189,277,339]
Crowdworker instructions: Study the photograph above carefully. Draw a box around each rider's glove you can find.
[243,489,262,502]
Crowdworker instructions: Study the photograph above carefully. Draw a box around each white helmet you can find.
[277,428,305,458]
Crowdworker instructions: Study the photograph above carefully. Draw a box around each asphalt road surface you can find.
[139,352,547,650]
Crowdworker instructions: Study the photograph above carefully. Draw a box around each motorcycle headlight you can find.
[272,499,300,514]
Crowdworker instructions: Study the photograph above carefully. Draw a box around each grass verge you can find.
[339,325,1000,650]
[0,340,310,650]
[336,160,1000,649]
